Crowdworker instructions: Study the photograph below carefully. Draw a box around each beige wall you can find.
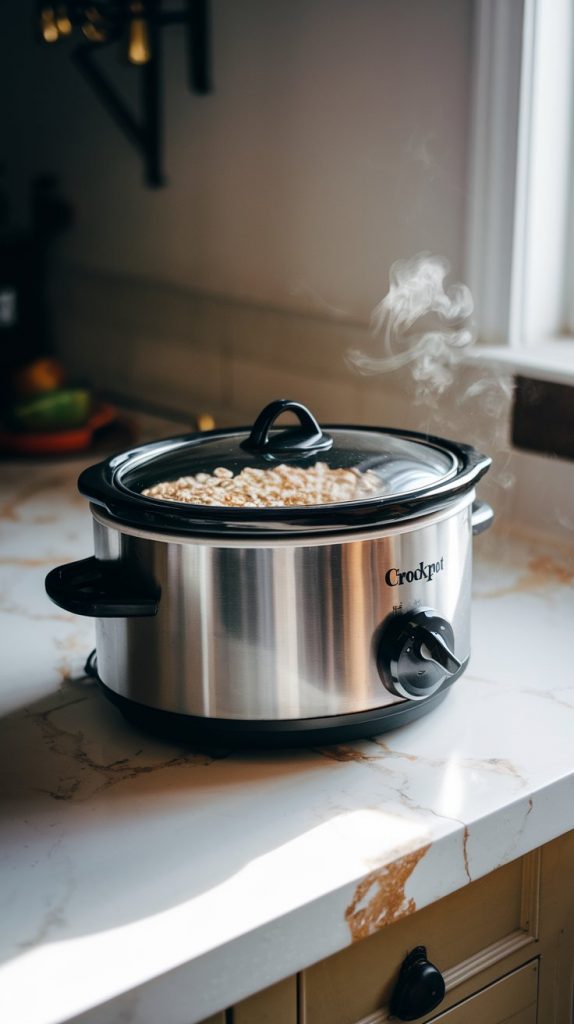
[56,267,515,524]
[4,1,519,516]
[4,0,472,320]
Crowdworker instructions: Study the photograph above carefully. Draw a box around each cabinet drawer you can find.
[198,977,297,1024]
[429,960,538,1023]
[302,852,539,1024]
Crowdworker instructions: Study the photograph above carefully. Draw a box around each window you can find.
[465,0,574,384]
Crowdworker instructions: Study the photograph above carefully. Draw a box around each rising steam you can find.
[348,253,475,401]
[348,251,516,504]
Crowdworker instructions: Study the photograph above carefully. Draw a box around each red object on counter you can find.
[0,403,118,454]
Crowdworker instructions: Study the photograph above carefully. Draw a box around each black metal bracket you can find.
[52,1,212,187]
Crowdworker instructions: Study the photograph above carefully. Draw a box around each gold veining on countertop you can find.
[476,553,574,599]
[0,593,74,622]
[462,825,471,883]
[371,738,418,763]
[315,744,381,764]
[26,699,229,801]
[0,669,231,805]
[0,556,77,567]
[0,475,70,521]
[344,845,430,941]
[1,448,574,1024]
[370,738,526,785]
[523,686,574,710]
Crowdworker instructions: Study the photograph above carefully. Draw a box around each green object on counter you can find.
[9,389,91,431]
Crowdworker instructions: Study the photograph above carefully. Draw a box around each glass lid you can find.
[123,400,457,508]
[79,399,491,535]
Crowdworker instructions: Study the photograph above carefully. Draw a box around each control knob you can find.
[377,607,461,700]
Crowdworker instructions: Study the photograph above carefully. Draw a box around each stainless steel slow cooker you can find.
[46,399,493,745]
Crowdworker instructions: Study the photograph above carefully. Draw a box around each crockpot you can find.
[46,399,493,746]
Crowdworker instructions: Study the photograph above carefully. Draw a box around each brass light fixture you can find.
[127,2,151,64]
[37,1,212,187]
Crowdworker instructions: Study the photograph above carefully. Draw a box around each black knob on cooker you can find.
[377,607,461,701]
[390,946,446,1021]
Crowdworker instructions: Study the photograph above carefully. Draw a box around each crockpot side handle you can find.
[45,557,159,617]
[471,500,494,535]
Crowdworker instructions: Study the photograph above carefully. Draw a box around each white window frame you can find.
[465,0,574,385]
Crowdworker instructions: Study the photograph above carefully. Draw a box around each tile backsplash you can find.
[53,265,574,542]
[54,267,423,429]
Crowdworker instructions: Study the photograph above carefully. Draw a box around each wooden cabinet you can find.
[199,831,574,1024]
[199,978,297,1024]
[301,853,539,1024]
[538,831,574,1024]
[427,962,538,1024]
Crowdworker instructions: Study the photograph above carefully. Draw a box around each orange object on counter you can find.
[12,357,66,398]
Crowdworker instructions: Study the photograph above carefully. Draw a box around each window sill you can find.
[465,339,574,386]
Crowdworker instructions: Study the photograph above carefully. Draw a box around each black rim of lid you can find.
[78,414,491,537]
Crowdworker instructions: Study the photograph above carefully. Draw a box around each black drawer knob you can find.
[390,945,445,1021]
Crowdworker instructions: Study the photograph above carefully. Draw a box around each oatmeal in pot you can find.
[141,462,382,508]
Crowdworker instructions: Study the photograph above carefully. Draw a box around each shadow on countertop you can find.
[0,669,405,969]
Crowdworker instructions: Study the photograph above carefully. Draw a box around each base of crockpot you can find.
[98,667,465,748]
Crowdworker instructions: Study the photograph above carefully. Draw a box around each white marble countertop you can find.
[1,453,574,1024]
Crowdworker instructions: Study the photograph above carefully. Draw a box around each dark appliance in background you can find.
[0,174,73,406]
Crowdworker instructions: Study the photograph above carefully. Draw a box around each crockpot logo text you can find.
[385,557,445,587]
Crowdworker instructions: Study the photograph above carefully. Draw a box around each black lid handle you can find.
[242,399,333,459]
